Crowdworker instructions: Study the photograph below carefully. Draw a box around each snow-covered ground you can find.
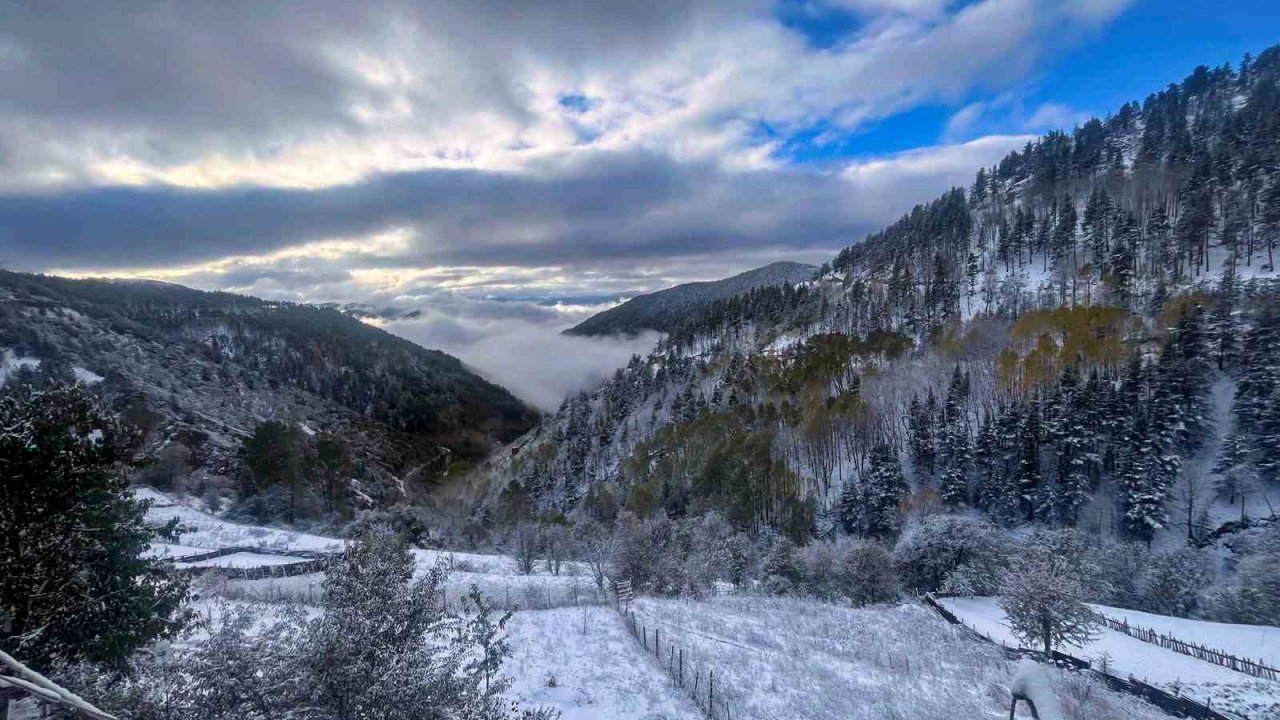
[502,607,702,720]
[940,596,1280,719]
[0,350,39,384]
[139,487,589,576]
[138,487,602,610]
[631,595,1167,720]
[1092,604,1280,669]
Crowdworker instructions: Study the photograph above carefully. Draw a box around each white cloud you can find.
[0,0,1132,191]
[943,101,986,140]
[384,312,661,411]
[1022,101,1088,131]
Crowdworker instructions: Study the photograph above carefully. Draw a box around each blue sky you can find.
[770,0,1280,162]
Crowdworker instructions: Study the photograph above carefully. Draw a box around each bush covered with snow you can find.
[893,514,1008,596]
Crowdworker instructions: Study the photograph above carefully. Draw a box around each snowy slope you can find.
[141,487,602,609]
[1090,604,1280,669]
[940,596,1280,719]
[502,607,702,720]
[631,595,1167,720]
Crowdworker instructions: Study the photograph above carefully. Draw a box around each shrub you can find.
[68,526,547,720]
[893,514,1007,595]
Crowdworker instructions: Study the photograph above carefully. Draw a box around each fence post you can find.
[679,648,684,687]
[655,629,660,659]
[709,670,714,713]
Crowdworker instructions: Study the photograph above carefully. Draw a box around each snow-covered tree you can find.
[999,552,1098,656]
[862,444,909,538]
[894,514,1008,596]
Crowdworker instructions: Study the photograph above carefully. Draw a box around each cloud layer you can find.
[0,0,1134,406]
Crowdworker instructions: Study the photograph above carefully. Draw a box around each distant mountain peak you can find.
[566,261,818,337]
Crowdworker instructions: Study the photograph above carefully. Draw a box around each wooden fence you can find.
[921,594,1245,720]
[167,546,335,581]
[1098,615,1279,682]
[622,609,736,720]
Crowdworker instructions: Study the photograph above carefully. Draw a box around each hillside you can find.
[487,44,1280,565]
[128,489,1173,720]
[565,261,818,337]
[0,271,538,509]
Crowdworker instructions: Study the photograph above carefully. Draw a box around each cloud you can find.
[942,101,987,140]
[4,137,1028,276]
[1022,101,1089,131]
[383,310,661,411]
[0,0,1131,191]
[0,0,1137,405]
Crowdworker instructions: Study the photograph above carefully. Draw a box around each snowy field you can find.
[940,596,1280,719]
[1093,604,1280,669]
[502,607,702,720]
[138,487,603,610]
[630,595,1168,720]
[139,487,589,576]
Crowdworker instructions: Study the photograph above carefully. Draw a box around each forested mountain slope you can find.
[0,271,537,509]
[486,45,1280,550]
[566,261,818,336]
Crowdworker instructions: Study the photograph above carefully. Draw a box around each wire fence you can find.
[1097,614,1279,682]
[922,594,1246,720]
[620,608,737,720]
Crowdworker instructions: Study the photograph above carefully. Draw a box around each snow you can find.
[141,494,345,553]
[176,551,310,569]
[137,487,601,609]
[1011,659,1064,720]
[1089,604,1280,669]
[940,596,1280,719]
[630,595,1167,720]
[0,351,39,385]
[71,366,104,384]
[502,607,702,720]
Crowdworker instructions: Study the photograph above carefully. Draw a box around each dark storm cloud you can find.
[0,149,883,271]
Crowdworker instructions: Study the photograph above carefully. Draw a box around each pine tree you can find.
[907,392,938,481]
[0,385,190,671]
[938,366,972,507]
[1016,401,1043,521]
[1213,430,1258,522]
[864,443,908,538]
[837,479,861,535]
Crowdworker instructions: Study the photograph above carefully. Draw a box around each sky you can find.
[1,0,1277,409]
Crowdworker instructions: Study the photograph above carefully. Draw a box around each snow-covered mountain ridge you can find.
[566,261,819,337]
[482,44,1280,559]
[0,270,538,505]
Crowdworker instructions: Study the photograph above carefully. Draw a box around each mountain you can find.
[565,261,819,337]
[486,44,1280,548]
[0,271,538,507]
